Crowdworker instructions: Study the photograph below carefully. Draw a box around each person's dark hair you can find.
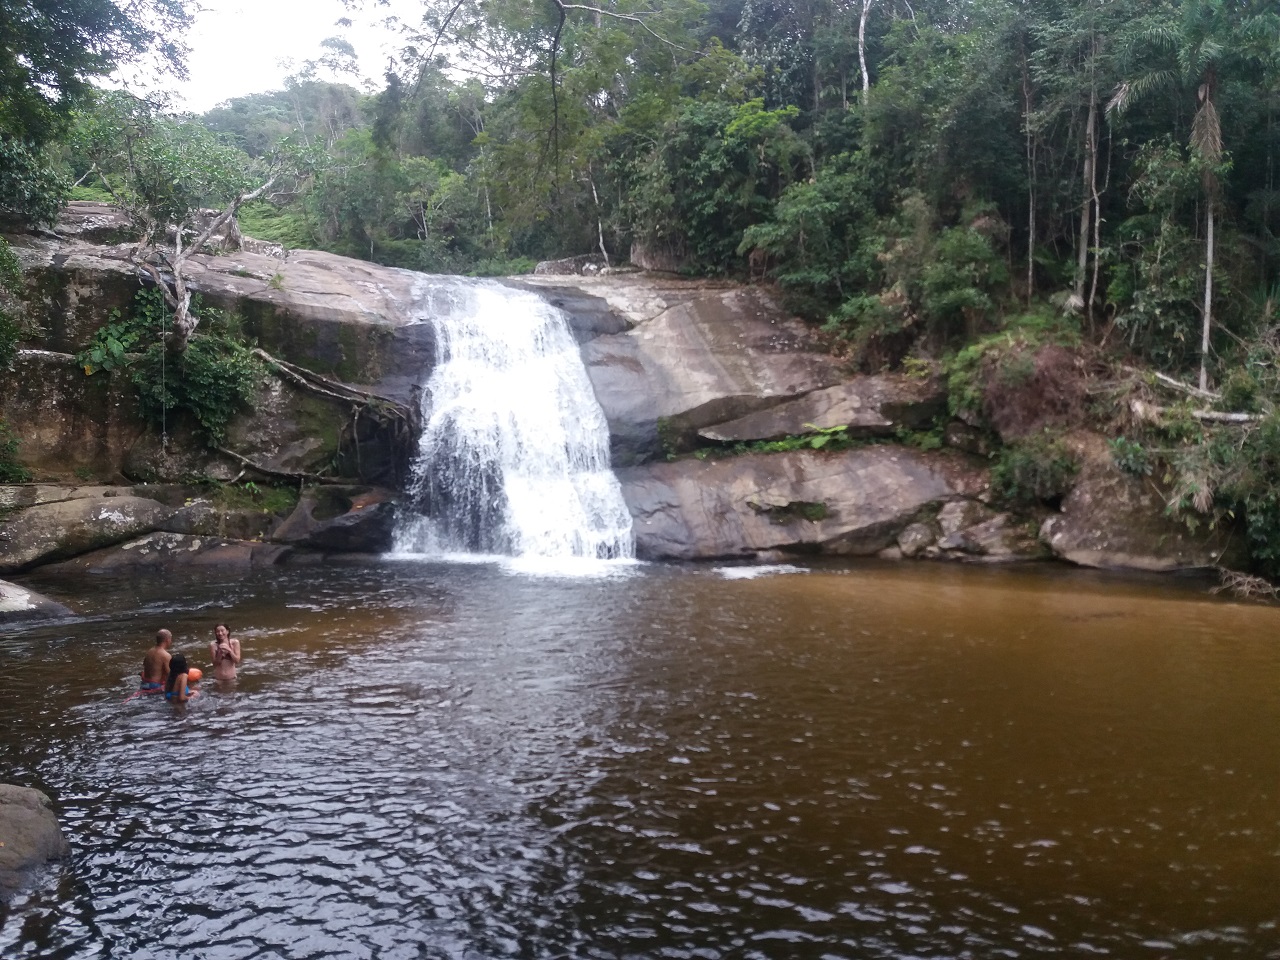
[166,653,189,693]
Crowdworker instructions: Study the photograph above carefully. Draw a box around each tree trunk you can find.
[1200,201,1215,393]
[858,0,874,96]
[1020,35,1035,306]
[1075,76,1098,324]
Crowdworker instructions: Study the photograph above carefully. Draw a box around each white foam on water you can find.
[390,279,634,563]
[712,564,810,580]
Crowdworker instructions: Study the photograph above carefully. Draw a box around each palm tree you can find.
[1109,0,1278,392]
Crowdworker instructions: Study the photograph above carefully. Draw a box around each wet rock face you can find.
[0,490,174,573]
[698,375,947,444]
[45,532,292,574]
[570,281,845,465]
[0,579,72,622]
[618,447,969,561]
[271,487,398,553]
[0,483,400,573]
[0,784,70,901]
[1040,434,1245,573]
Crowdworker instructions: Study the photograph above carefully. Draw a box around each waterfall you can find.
[392,278,634,561]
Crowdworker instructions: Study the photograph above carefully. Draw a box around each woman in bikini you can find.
[165,653,196,702]
[209,623,242,681]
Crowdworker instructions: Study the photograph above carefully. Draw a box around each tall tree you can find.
[0,0,191,143]
[1110,0,1280,389]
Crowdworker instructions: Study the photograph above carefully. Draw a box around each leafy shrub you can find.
[1218,369,1261,413]
[1109,436,1153,476]
[0,238,26,370]
[78,288,265,445]
[467,256,537,277]
[990,431,1080,508]
[920,225,1008,340]
[1212,413,1280,578]
[0,419,30,482]
[944,316,1084,439]
[740,424,854,454]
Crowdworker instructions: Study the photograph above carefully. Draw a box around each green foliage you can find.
[78,312,144,373]
[135,326,264,445]
[0,419,30,482]
[744,153,881,316]
[896,425,945,451]
[1109,436,1153,476]
[467,257,537,277]
[990,431,1081,508]
[77,288,265,445]
[919,224,1009,340]
[0,0,190,145]
[70,93,263,228]
[736,424,855,455]
[236,201,316,249]
[1219,369,1261,413]
[630,98,807,274]
[206,480,299,515]
[0,138,68,225]
[1105,141,1208,371]
[0,237,25,369]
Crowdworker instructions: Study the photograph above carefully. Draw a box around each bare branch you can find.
[428,0,468,59]
[554,2,692,52]
[1121,365,1222,401]
[215,445,329,482]
[1130,399,1262,424]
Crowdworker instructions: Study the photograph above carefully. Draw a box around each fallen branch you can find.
[1213,567,1279,601]
[1130,399,1263,424]
[215,445,328,483]
[252,348,414,421]
[1121,365,1221,402]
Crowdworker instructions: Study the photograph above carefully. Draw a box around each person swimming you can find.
[209,623,241,681]
[140,629,172,692]
[164,653,197,702]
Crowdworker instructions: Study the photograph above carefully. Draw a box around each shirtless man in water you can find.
[140,629,172,691]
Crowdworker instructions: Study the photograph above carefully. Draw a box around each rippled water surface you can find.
[1,560,1278,959]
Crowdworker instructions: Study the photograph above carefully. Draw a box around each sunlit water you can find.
[2,560,1279,959]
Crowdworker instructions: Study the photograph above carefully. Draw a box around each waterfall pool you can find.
[2,559,1278,958]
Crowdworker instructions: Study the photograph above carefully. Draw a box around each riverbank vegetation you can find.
[2,0,1279,579]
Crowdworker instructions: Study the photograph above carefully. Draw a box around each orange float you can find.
[187,667,203,683]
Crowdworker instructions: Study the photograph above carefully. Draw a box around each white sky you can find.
[130,0,424,113]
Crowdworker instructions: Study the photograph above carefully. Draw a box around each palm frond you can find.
[1106,70,1175,115]
[1190,97,1222,163]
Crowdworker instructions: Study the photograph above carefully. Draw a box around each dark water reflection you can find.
[1,560,1278,959]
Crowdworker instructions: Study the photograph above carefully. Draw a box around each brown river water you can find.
[0,559,1277,959]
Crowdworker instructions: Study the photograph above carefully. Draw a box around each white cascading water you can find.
[392,279,634,561]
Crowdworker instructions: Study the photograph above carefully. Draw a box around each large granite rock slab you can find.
[272,486,399,553]
[0,351,145,482]
[0,784,70,900]
[564,279,846,465]
[45,532,291,573]
[0,578,73,622]
[1040,433,1245,572]
[698,374,947,443]
[0,491,173,573]
[10,205,437,404]
[618,446,985,561]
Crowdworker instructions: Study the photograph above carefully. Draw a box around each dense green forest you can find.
[2,0,1280,582]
